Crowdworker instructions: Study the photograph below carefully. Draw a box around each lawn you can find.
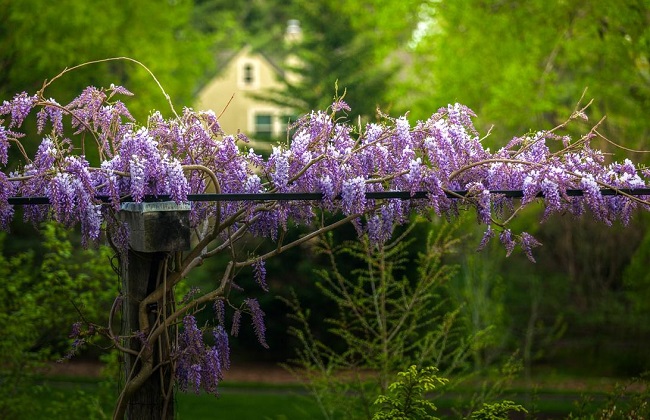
[32,377,322,420]
[28,371,647,419]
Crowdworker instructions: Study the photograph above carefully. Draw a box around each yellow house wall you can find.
[195,46,291,143]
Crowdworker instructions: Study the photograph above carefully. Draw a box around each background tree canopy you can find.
[0,0,217,120]
[400,0,650,150]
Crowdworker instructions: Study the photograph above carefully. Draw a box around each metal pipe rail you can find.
[7,188,650,205]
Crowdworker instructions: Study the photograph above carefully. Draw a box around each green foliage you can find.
[258,0,421,121]
[0,0,215,121]
[373,366,528,420]
[373,365,446,420]
[0,223,116,419]
[283,220,501,419]
[623,213,650,315]
[567,372,650,419]
[450,253,510,370]
[402,0,650,149]
[469,400,527,420]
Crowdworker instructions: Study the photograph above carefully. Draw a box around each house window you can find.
[255,114,273,140]
[242,63,255,86]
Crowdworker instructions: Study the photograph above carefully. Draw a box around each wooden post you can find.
[120,202,191,420]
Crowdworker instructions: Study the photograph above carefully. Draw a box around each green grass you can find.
[24,374,646,420]
[177,389,322,419]
[30,378,322,420]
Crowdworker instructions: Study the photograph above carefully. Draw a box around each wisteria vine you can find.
[1,60,649,419]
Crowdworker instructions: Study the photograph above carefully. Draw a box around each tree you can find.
[0,223,115,419]
[252,0,422,122]
[401,0,650,148]
[399,0,650,376]
[0,0,215,122]
[1,59,650,419]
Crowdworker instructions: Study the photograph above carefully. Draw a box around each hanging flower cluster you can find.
[175,316,230,394]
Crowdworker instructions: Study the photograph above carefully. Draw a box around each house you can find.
[195,21,302,147]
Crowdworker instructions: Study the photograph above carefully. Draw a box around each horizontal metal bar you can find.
[6,188,650,206]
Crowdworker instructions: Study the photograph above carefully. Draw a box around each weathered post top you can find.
[120,201,192,253]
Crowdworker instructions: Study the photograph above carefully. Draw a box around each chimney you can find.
[285,19,302,45]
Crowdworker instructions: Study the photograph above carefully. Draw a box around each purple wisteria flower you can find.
[477,226,495,251]
[231,310,242,337]
[244,298,268,349]
[269,146,291,191]
[0,126,9,166]
[499,229,516,257]
[175,315,230,396]
[214,299,225,326]
[341,176,366,216]
[36,99,64,135]
[520,232,542,263]
[0,172,15,229]
[332,100,351,113]
[252,259,268,292]
[0,92,38,128]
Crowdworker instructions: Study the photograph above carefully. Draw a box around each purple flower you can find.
[332,100,351,112]
[175,314,230,396]
[34,138,58,169]
[231,310,241,337]
[0,126,8,166]
[406,158,423,194]
[108,83,134,97]
[36,99,64,135]
[522,173,540,205]
[499,229,516,257]
[244,174,262,194]
[253,259,268,292]
[367,202,398,247]
[541,179,561,221]
[520,232,542,263]
[181,286,201,304]
[213,325,230,370]
[341,176,366,215]
[214,299,225,326]
[60,338,86,361]
[467,182,491,225]
[129,156,146,202]
[244,298,268,349]
[580,175,605,221]
[0,172,15,229]
[318,175,336,209]
[165,157,189,203]
[189,364,202,394]
[69,321,82,338]
[48,173,77,226]
[270,147,291,190]
[477,226,494,251]
[0,92,38,128]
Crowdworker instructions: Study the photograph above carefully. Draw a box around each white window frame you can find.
[249,108,276,139]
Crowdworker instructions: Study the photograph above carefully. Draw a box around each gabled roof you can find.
[213,44,286,79]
